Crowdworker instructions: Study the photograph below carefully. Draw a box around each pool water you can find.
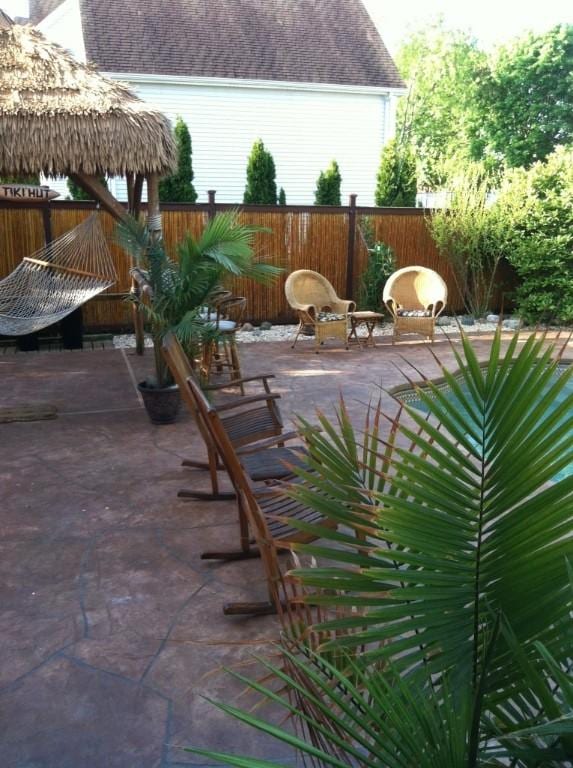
[396,365,573,482]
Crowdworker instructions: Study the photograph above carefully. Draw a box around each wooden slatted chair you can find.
[185,373,332,615]
[162,332,305,502]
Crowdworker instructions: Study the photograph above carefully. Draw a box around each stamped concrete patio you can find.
[0,331,548,767]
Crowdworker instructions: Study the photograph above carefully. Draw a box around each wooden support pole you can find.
[131,275,145,356]
[69,172,129,223]
[146,172,162,239]
[345,193,358,300]
[130,172,162,356]
[133,174,144,219]
[126,171,134,213]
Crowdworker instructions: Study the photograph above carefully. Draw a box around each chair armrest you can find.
[236,431,302,454]
[216,392,281,412]
[331,299,356,314]
[293,303,317,321]
[205,373,275,390]
[384,298,398,320]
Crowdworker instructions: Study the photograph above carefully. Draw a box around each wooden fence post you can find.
[345,194,357,299]
[207,190,216,221]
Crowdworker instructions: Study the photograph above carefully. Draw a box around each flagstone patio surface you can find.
[0,332,548,767]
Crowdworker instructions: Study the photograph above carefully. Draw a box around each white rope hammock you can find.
[0,213,117,336]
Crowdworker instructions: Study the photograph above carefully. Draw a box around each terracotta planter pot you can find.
[138,382,181,424]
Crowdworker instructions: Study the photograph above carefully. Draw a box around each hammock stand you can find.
[0,213,117,337]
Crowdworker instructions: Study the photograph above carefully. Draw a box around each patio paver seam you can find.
[139,582,211,684]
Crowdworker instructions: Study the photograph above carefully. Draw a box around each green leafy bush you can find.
[0,173,40,185]
[278,187,286,205]
[314,160,342,205]
[243,139,277,204]
[358,217,396,312]
[159,117,197,203]
[428,164,504,317]
[493,147,573,324]
[375,137,417,206]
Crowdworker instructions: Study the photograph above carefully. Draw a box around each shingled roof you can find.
[78,0,404,89]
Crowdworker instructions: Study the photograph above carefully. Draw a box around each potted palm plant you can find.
[117,210,281,424]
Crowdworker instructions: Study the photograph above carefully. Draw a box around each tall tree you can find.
[478,25,573,168]
[375,138,417,206]
[396,20,487,188]
[314,160,342,205]
[243,139,277,204]
[159,117,197,203]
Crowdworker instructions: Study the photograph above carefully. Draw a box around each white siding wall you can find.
[116,80,389,206]
[37,0,86,62]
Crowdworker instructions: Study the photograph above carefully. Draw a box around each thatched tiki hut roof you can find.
[0,22,176,220]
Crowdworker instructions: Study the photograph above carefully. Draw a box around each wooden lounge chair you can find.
[162,331,304,502]
[285,269,355,352]
[383,266,447,343]
[185,373,331,615]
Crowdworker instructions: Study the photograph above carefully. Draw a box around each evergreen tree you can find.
[67,175,108,200]
[375,139,417,206]
[278,187,287,205]
[243,139,277,204]
[314,160,342,205]
[159,117,197,202]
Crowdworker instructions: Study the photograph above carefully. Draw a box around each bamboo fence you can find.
[0,200,474,331]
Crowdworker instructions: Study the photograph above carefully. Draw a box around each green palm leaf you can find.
[189,331,573,766]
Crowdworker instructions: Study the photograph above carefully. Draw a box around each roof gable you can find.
[78,0,404,89]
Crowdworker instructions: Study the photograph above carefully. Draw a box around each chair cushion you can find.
[317,311,346,322]
[397,309,433,317]
[203,319,238,331]
[218,320,237,331]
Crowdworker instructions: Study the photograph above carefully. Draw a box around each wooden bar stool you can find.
[203,296,247,390]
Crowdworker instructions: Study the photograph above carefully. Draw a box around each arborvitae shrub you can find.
[243,139,277,204]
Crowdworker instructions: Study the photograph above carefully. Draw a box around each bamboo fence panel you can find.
[0,206,46,276]
[368,211,464,310]
[0,203,472,332]
[224,209,350,323]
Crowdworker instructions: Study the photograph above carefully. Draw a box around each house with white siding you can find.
[33,0,405,205]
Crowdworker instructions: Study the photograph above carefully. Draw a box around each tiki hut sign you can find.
[0,184,60,202]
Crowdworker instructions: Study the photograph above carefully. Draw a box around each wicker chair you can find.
[285,269,355,352]
[383,266,447,343]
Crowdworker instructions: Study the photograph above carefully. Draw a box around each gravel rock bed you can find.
[113,317,518,349]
